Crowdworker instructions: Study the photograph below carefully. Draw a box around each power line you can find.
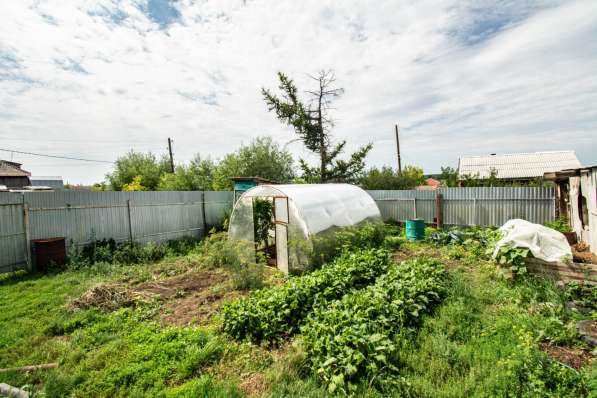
[0,148,114,164]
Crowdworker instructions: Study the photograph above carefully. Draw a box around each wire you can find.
[0,148,114,164]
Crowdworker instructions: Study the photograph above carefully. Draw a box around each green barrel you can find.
[406,219,425,241]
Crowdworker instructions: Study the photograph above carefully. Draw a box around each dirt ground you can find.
[540,342,594,370]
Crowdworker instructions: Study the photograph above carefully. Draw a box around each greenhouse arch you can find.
[228,184,381,273]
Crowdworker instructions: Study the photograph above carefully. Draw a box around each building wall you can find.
[0,176,31,188]
[568,168,597,256]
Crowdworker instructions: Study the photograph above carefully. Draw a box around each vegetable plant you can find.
[301,257,447,394]
[220,248,390,344]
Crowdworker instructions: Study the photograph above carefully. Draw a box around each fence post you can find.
[435,192,443,229]
[201,192,207,237]
[22,199,32,272]
[126,199,134,243]
[413,197,417,219]
[473,198,477,226]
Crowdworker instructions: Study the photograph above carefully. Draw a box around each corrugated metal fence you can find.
[1,187,555,273]
[367,187,555,226]
[0,191,233,273]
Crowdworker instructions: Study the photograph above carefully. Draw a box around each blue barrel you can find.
[406,219,425,241]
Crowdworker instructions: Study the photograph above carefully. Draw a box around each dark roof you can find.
[0,160,31,177]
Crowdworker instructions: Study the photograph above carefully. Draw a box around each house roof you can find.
[0,160,31,177]
[458,151,581,179]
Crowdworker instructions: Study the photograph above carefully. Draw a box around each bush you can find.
[199,232,266,290]
[544,217,572,233]
[301,257,447,394]
[221,249,390,344]
[67,237,201,269]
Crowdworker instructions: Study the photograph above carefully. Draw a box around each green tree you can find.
[106,151,170,191]
[158,155,216,191]
[212,136,295,190]
[122,175,147,191]
[439,166,459,187]
[360,165,425,190]
[262,70,372,183]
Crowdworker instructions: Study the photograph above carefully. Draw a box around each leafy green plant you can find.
[301,257,447,394]
[221,249,390,344]
[199,232,265,290]
[544,217,572,233]
[491,244,531,276]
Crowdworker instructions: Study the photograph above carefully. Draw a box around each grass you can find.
[0,233,595,397]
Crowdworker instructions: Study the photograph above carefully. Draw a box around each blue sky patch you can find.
[143,0,181,28]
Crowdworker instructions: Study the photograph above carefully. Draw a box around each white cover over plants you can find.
[493,219,572,263]
[228,184,381,272]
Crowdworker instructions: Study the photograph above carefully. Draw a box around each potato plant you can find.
[301,258,447,394]
[220,249,390,344]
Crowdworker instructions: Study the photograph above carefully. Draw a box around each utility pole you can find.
[395,124,402,174]
[167,137,174,173]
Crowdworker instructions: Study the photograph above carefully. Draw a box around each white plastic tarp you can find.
[493,219,572,263]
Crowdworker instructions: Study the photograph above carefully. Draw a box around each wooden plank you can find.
[525,262,597,276]
[525,257,597,284]
[525,258,597,273]
[526,269,596,285]
[525,266,597,282]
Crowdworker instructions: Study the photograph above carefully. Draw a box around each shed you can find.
[458,151,581,182]
[0,160,31,189]
[30,176,64,190]
[229,176,277,202]
[228,183,381,273]
[545,165,597,257]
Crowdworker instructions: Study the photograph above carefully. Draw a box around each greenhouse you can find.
[228,183,381,273]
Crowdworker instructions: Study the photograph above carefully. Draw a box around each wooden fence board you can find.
[526,257,597,284]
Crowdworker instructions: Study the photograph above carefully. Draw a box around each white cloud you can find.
[0,0,596,184]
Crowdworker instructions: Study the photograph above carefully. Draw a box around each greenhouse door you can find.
[274,196,289,274]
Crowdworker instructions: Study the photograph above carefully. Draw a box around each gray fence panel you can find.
[25,191,131,247]
[367,190,436,223]
[128,191,205,244]
[22,191,233,249]
[205,191,234,228]
[0,193,27,272]
[368,187,555,227]
[438,187,555,227]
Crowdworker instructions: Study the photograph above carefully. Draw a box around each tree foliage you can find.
[212,136,295,190]
[359,165,425,190]
[106,136,294,191]
[439,166,459,187]
[262,71,372,183]
[158,156,216,191]
[107,151,170,191]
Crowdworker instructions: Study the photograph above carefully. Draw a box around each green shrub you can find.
[200,232,265,290]
[301,257,447,394]
[221,248,390,344]
[544,217,572,233]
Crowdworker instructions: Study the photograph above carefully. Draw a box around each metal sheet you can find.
[0,193,27,272]
[367,187,555,227]
[1,191,234,273]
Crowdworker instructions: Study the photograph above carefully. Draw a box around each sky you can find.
[1,0,596,185]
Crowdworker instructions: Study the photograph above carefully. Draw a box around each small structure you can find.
[228,184,381,273]
[229,176,277,203]
[30,176,64,190]
[0,160,31,189]
[545,165,597,257]
[458,151,581,183]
